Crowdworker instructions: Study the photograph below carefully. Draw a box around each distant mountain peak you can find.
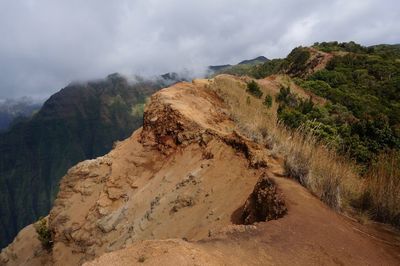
[238,56,269,65]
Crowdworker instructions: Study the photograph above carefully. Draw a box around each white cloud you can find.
[0,0,398,99]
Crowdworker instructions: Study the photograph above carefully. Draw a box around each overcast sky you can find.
[0,0,399,100]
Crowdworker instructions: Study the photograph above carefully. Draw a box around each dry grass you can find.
[364,151,400,226]
[209,75,362,212]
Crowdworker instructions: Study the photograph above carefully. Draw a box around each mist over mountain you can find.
[0,98,43,132]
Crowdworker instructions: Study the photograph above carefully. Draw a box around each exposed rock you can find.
[170,195,196,213]
[223,131,268,168]
[97,207,127,233]
[241,173,287,224]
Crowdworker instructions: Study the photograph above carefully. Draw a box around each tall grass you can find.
[364,151,400,226]
[210,75,362,211]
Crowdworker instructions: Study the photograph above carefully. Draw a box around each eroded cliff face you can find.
[1,79,279,265]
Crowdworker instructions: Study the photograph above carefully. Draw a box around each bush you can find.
[263,95,273,108]
[283,47,311,75]
[276,86,298,107]
[246,80,263,98]
[34,217,53,250]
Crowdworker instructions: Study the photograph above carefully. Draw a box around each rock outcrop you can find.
[241,173,287,224]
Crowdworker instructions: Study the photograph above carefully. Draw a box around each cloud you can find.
[0,0,399,99]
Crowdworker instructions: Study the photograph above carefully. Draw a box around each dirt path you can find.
[86,156,400,266]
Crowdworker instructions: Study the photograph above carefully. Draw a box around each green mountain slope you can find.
[218,42,400,166]
[0,73,164,248]
[286,43,400,165]
[208,56,269,77]
[228,42,400,226]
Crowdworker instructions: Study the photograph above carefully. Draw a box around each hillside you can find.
[1,76,399,265]
[208,56,269,76]
[215,42,400,227]
[219,42,400,164]
[0,73,166,249]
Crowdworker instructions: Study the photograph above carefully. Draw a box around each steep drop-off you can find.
[0,73,164,249]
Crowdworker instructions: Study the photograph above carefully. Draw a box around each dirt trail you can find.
[86,156,400,266]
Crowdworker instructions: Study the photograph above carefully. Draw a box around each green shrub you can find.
[278,108,305,129]
[246,80,263,98]
[276,86,298,107]
[263,95,273,108]
[34,217,53,250]
[282,47,311,75]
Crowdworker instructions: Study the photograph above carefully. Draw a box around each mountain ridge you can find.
[1,75,399,265]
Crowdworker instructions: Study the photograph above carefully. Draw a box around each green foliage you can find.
[278,108,305,129]
[313,41,369,53]
[280,44,400,165]
[34,217,52,250]
[276,86,298,107]
[276,87,308,129]
[246,80,263,98]
[214,58,284,79]
[281,47,311,75]
[263,95,273,108]
[250,59,285,79]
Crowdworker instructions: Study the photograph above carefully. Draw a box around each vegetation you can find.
[289,45,400,165]
[263,95,273,108]
[362,151,400,227]
[211,70,400,228]
[215,47,311,79]
[312,41,369,53]
[280,47,311,76]
[271,42,400,227]
[34,217,52,250]
[211,76,360,212]
[250,59,284,79]
[246,80,263,98]
[208,56,270,77]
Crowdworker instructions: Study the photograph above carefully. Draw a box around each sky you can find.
[0,0,399,100]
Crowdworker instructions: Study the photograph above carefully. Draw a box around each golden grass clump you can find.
[364,151,400,226]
